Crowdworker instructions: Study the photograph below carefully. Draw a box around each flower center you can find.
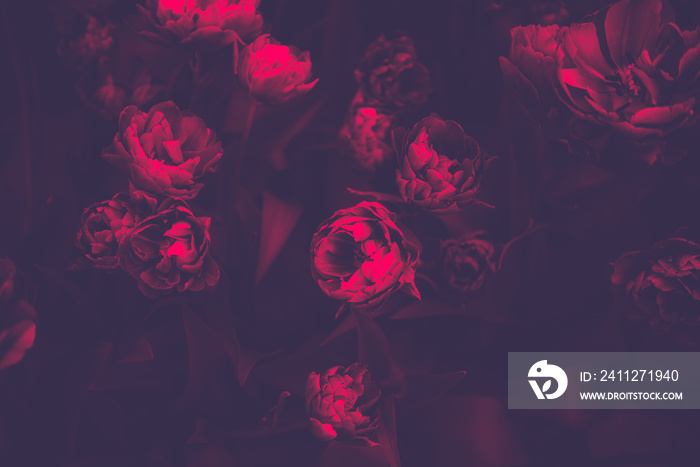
[354,248,369,266]
[623,66,643,98]
[605,54,648,105]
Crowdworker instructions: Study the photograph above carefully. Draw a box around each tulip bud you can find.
[238,34,318,105]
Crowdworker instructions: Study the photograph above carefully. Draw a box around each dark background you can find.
[2,0,700,466]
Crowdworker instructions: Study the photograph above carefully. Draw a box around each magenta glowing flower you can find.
[237,34,319,105]
[394,115,494,212]
[310,202,420,309]
[138,0,264,49]
[117,198,220,298]
[305,363,381,442]
[102,101,223,200]
[73,191,158,270]
[557,0,700,161]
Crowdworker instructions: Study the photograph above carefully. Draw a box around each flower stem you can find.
[189,51,212,114]
[233,99,259,189]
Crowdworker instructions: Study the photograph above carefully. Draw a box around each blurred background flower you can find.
[612,235,700,344]
[439,231,497,294]
[0,259,37,371]
[56,11,170,119]
[339,101,395,171]
[354,34,431,114]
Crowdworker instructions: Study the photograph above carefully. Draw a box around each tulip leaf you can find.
[499,56,540,110]
[82,392,127,446]
[376,396,402,467]
[421,396,527,465]
[264,99,323,158]
[399,371,467,408]
[175,307,229,414]
[321,313,355,345]
[544,159,615,202]
[65,341,113,455]
[557,171,661,243]
[320,441,386,467]
[237,348,284,387]
[255,191,302,285]
[116,335,154,364]
[88,359,174,392]
[185,443,236,467]
[222,420,311,440]
[235,185,262,251]
[200,300,281,386]
[498,220,548,271]
[353,310,395,383]
[0,319,36,370]
[324,296,418,344]
[187,418,211,445]
[391,299,463,320]
[347,188,404,206]
[257,391,291,429]
[4,298,38,323]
